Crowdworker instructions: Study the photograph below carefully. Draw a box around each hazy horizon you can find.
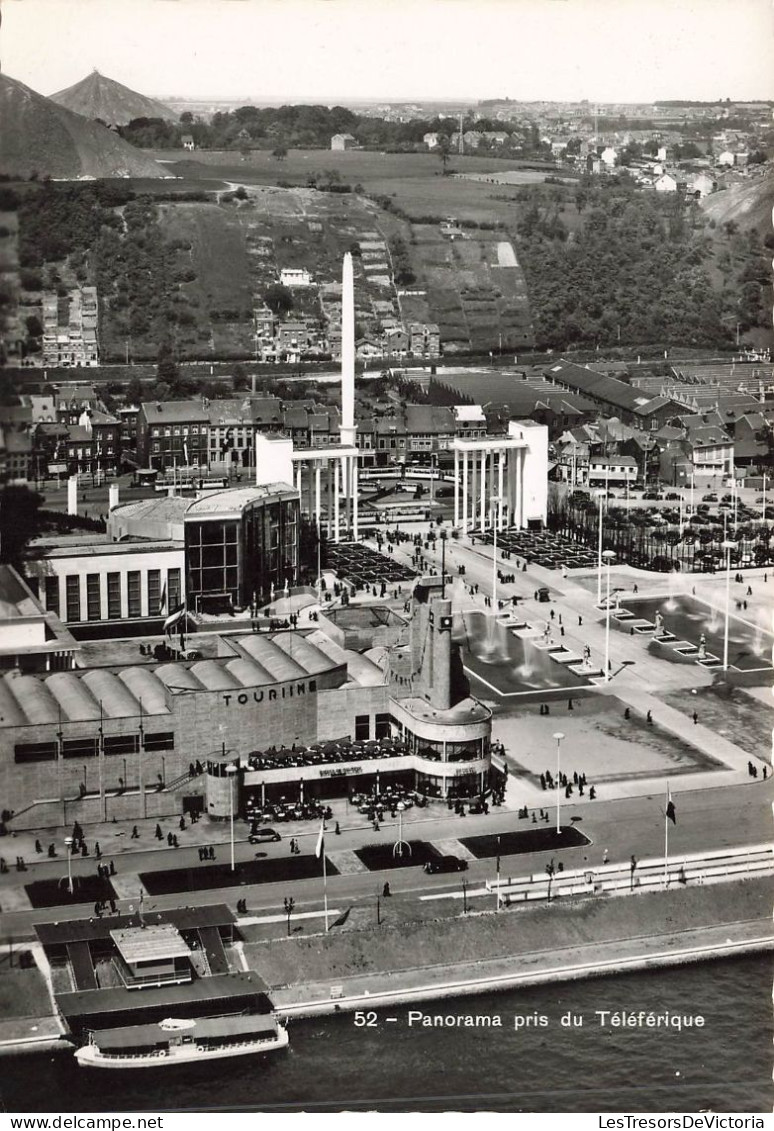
[3,0,774,106]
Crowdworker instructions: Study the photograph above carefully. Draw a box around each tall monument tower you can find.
[340,252,356,448]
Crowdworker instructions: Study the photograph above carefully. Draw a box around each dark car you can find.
[248,827,281,843]
[424,855,468,874]
[702,493,718,502]
[665,492,681,500]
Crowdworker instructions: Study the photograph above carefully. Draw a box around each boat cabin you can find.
[111,925,193,990]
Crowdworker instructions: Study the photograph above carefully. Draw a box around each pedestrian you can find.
[209,846,215,860]
[568,698,573,711]
[109,899,117,914]
[383,882,391,897]
[590,786,596,800]
[550,609,555,621]
[692,711,698,724]
[646,710,653,725]
[131,825,139,839]
[198,847,204,861]
[95,841,101,858]
[172,835,179,848]
[179,816,186,831]
[763,766,768,781]
[109,860,116,876]
[561,626,565,636]
[35,839,42,854]
[603,848,609,864]
[624,707,630,720]
[155,824,163,840]
[540,773,546,790]
[167,832,174,846]
[747,586,753,597]
[633,584,638,595]
[578,615,583,627]
[335,822,341,835]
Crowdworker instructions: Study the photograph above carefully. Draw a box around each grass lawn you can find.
[0,954,52,1019]
[140,853,338,895]
[664,685,774,758]
[25,875,116,910]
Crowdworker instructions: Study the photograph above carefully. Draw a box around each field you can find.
[139,149,541,355]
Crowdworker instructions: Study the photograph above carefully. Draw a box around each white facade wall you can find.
[508,420,548,524]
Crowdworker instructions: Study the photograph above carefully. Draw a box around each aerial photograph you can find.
[0,0,772,1116]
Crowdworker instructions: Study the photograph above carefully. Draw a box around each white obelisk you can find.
[339,253,357,539]
[340,252,355,446]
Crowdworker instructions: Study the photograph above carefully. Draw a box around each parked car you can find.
[248,827,281,843]
[424,855,469,874]
[665,492,681,500]
[702,493,718,502]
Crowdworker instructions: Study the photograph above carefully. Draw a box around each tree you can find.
[437,136,451,173]
[156,342,179,385]
[0,487,44,569]
[264,283,294,317]
[272,145,288,161]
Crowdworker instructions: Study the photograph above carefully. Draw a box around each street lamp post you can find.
[64,835,74,896]
[553,732,565,834]
[596,490,605,604]
[226,763,238,873]
[393,801,409,858]
[490,495,503,611]
[440,529,447,598]
[722,539,737,671]
[602,550,616,682]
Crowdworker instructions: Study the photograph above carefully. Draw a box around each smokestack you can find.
[108,484,119,511]
[340,252,355,445]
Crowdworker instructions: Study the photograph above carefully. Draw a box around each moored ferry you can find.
[75,1014,289,1068]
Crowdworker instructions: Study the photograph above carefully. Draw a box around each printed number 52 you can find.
[354,1011,378,1027]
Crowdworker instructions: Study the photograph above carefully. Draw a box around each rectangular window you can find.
[14,742,57,764]
[147,570,161,616]
[127,571,141,618]
[167,568,181,611]
[375,713,391,739]
[44,576,60,616]
[86,574,101,621]
[62,737,97,759]
[144,732,174,752]
[65,575,81,622]
[104,734,140,756]
[107,573,122,619]
[354,715,370,741]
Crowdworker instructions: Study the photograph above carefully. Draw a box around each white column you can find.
[352,457,359,541]
[471,450,477,533]
[462,449,469,533]
[333,458,341,543]
[479,451,486,532]
[327,462,333,537]
[497,451,504,530]
[515,449,523,529]
[454,448,460,528]
[315,464,322,525]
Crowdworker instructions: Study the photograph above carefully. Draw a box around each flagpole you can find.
[322,840,329,932]
[664,783,669,888]
[495,835,501,911]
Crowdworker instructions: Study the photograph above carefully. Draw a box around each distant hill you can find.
[51,70,176,127]
[701,170,774,231]
[0,73,168,180]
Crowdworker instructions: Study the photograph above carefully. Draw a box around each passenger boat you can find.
[74,1013,289,1068]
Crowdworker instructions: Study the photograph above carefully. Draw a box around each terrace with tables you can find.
[324,542,417,589]
[478,527,598,570]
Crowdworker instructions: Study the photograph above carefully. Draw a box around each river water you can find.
[1,956,771,1113]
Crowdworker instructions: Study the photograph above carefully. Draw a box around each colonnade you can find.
[292,448,359,542]
[453,440,525,534]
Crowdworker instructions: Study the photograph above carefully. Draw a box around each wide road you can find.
[2,781,769,935]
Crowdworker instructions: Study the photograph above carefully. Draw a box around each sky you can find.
[3,0,774,105]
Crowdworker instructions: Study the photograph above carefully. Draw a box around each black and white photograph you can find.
[0,0,772,1117]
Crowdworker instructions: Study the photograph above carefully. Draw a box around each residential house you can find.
[587,454,638,486]
[4,431,32,483]
[330,133,356,151]
[137,401,211,471]
[686,172,717,198]
[409,323,440,359]
[654,173,679,193]
[279,268,312,288]
[423,133,440,149]
[181,135,195,151]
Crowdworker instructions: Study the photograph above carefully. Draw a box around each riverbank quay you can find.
[246,876,773,1017]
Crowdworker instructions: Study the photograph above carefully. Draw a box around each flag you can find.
[315,820,325,859]
[496,835,501,873]
[666,786,677,825]
[158,581,167,615]
[164,601,186,635]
